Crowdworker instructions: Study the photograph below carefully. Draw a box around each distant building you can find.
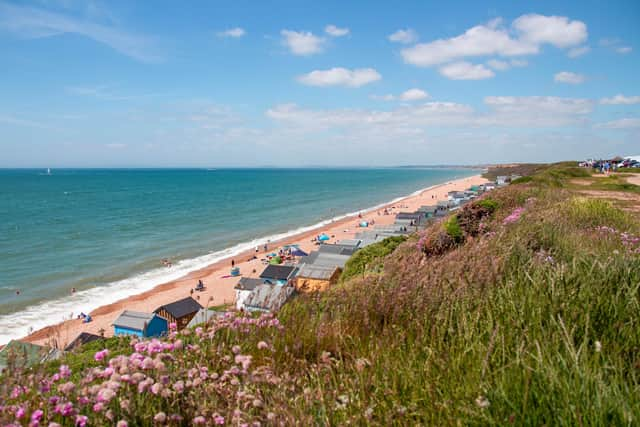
[234,277,263,310]
[187,308,227,328]
[64,332,103,352]
[241,283,295,312]
[113,310,168,338]
[496,176,509,186]
[259,265,298,285]
[0,340,61,372]
[295,264,341,293]
[154,297,203,330]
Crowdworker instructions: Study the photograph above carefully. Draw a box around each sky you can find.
[0,0,639,167]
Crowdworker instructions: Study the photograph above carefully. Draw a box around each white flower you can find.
[595,340,602,352]
[475,395,490,408]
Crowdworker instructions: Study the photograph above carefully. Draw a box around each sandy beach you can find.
[23,174,486,348]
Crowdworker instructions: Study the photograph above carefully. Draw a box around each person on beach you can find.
[231,259,235,267]
[264,243,268,252]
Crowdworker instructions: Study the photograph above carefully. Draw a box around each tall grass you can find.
[1,164,639,426]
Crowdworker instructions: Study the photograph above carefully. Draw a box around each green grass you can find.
[340,235,406,283]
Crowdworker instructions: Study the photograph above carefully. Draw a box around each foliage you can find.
[1,162,639,425]
[340,235,406,283]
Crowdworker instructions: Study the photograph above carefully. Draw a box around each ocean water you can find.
[0,168,477,343]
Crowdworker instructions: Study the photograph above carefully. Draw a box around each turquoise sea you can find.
[0,168,477,343]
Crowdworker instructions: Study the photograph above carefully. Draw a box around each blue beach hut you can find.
[113,310,168,338]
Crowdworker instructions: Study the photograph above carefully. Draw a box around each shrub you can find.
[443,215,463,242]
[340,236,406,282]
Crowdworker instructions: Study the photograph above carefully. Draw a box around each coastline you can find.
[18,173,486,347]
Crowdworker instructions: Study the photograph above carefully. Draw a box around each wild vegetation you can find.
[1,164,639,426]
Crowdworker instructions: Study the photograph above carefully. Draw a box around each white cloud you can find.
[388,28,418,44]
[325,24,349,37]
[554,71,586,84]
[486,59,510,70]
[297,67,381,88]
[513,14,587,48]
[217,27,245,38]
[596,118,640,129]
[510,58,528,67]
[370,94,396,101]
[267,96,593,132]
[280,29,325,55]
[600,94,640,105]
[439,62,495,80]
[616,46,632,54]
[401,14,586,68]
[0,2,162,62]
[400,88,429,101]
[567,45,590,58]
[599,38,632,54]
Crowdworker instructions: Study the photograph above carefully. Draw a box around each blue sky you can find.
[0,0,638,167]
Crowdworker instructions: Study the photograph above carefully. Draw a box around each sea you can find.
[0,168,478,344]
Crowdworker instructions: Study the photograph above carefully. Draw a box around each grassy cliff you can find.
[1,164,639,426]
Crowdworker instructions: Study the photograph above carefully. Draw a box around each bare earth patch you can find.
[625,173,640,186]
[570,179,593,186]
[578,190,640,201]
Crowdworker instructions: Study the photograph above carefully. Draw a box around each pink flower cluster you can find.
[503,207,525,225]
[596,226,640,254]
[0,312,283,426]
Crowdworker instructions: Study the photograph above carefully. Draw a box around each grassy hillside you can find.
[1,164,639,426]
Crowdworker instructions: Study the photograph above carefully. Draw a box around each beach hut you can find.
[154,297,203,330]
[187,308,227,328]
[64,332,103,352]
[234,277,263,310]
[113,310,168,338]
[318,243,358,256]
[0,340,61,372]
[302,251,351,269]
[259,264,298,285]
[295,264,341,293]
[241,283,295,312]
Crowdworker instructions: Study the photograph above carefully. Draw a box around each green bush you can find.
[340,236,406,282]
[444,215,463,242]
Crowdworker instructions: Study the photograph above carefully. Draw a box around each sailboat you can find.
[46,168,51,175]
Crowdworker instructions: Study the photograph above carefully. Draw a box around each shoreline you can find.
[16,173,486,347]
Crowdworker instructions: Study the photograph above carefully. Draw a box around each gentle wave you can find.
[0,181,449,344]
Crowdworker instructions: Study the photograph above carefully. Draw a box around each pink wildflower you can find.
[75,415,88,427]
[193,416,206,424]
[169,322,177,330]
[31,409,44,423]
[16,406,26,419]
[116,421,128,427]
[213,414,225,425]
[503,207,525,225]
[59,365,71,378]
[94,349,109,362]
[231,345,241,354]
[154,412,167,423]
[257,341,269,350]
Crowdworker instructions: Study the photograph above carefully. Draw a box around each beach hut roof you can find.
[396,212,422,220]
[318,244,357,256]
[417,205,438,213]
[260,265,298,281]
[303,251,351,269]
[243,284,295,312]
[234,277,263,291]
[155,297,203,320]
[297,264,339,280]
[64,332,103,352]
[113,310,157,331]
[337,238,361,247]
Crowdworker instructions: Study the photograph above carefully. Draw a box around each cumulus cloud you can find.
[439,62,495,80]
[512,14,587,48]
[217,27,246,38]
[599,38,632,54]
[554,71,586,84]
[401,14,586,69]
[486,59,510,70]
[388,28,418,44]
[297,67,381,87]
[280,29,325,55]
[600,94,640,105]
[595,118,640,129]
[400,88,429,101]
[325,24,349,37]
[567,45,590,58]
[616,46,632,54]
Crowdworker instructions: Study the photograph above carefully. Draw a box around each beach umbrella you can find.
[291,248,308,257]
[360,221,369,227]
[318,234,330,241]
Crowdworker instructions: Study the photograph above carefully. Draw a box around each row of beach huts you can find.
[0,179,502,371]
